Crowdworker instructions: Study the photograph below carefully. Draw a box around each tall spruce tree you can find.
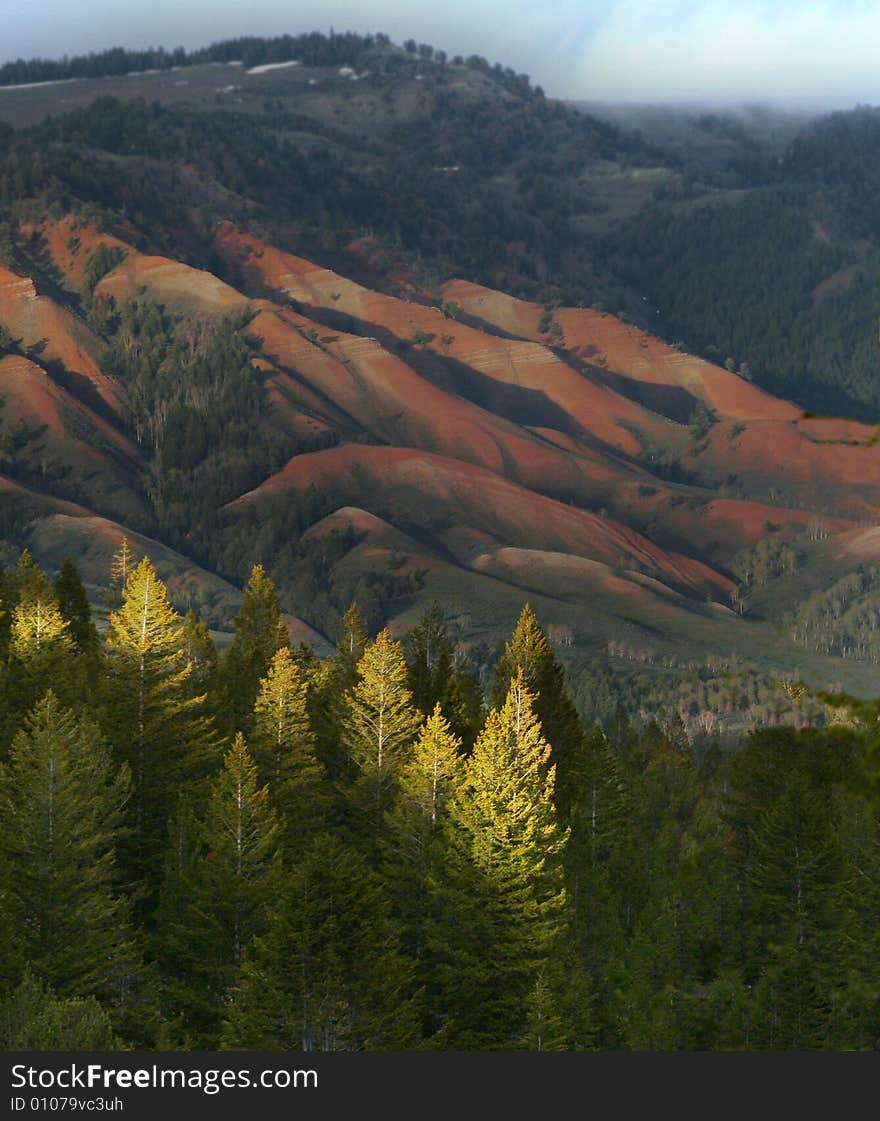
[0,693,138,1005]
[493,604,584,817]
[406,603,484,747]
[155,735,281,1046]
[104,556,217,890]
[220,564,288,733]
[383,704,463,980]
[251,646,327,849]
[744,779,841,1048]
[311,602,369,781]
[564,723,633,1045]
[54,557,98,654]
[222,833,418,1051]
[342,628,422,835]
[429,671,569,1047]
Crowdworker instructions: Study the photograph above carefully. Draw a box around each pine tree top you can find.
[106,556,184,662]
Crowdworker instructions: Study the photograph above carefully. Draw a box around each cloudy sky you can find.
[4,0,880,108]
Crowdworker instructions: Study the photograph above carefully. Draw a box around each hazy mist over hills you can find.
[9,0,880,109]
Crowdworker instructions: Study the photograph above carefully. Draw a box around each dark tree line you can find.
[0,33,390,88]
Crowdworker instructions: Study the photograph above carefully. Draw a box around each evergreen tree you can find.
[2,969,119,1050]
[383,705,463,987]
[221,564,288,732]
[744,781,840,1048]
[407,603,456,716]
[10,584,73,661]
[565,724,633,1045]
[151,793,200,1043]
[104,535,138,613]
[430,671,569,1047]
[520,965,569,1052]
[336,602,369,674]
[104,556,217,890]
[0,693,138,1005]
[182,609,219,696]
[223,833,417,1051]
[311,602,368,781]
[406,603,484,747]
[342,629,422,834]
[54,556,98,654]
[156,735,281,1046]
[401,703,463,828]
[1,555,77,743]
[492,604,584,817]
[0,565,12,656]
[251,646,327,849]
[198,734,281,968]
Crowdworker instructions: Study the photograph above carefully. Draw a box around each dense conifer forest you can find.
[2,548,879,1051]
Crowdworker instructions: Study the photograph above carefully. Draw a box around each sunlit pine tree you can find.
[383,704,463,974]
[342,628,422,836]
[251,646,328,850]
[104,556,217,891]
[493,604,584,818]
[2,554,76,741]
[430,670,569,1047]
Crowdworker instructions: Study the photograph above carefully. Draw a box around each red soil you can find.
[38,215,135,292]
[301,506,399,540]
[229,442,731,596]
[249,304,650,503]
[0,353,133,456]
[693,422,880,518]
[95,255,247,315]
[701,497,849,538]
[0,261,120,411]
[442,278,800,422]
[833,525,880,562]
[215,224,675,458]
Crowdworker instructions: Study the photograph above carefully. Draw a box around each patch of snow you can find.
[0,77,79,92]
[246,60,301,75]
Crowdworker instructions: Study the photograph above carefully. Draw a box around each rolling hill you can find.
[1,205,879,710]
